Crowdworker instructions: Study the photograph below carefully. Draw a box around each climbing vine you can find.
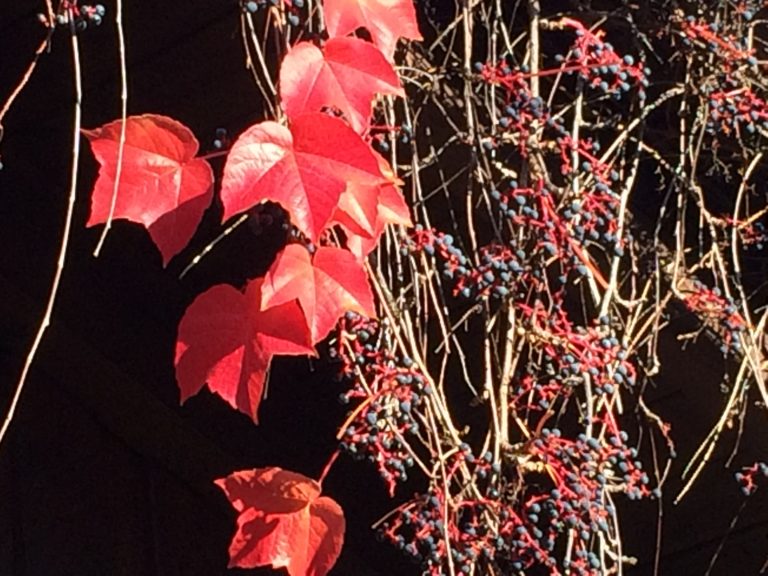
[2,1,768,575]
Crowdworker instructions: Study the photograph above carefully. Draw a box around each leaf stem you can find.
[198,149,230,162]
[317,448,340,488]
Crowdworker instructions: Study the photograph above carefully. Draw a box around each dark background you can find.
[0,2,766,575]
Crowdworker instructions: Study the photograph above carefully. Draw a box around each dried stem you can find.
[0,20,82,448]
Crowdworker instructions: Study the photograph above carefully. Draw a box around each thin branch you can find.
[0,20,82,448]
[93,0,128,257]
[0,20,55,127]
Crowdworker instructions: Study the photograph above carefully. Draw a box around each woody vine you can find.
[2,1,768,575]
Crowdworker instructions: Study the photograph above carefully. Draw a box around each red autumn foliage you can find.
[84,114,214,265]
[174,279,315,422]
[82,0,419,573]
[261,244,376,344]
[333,152,411,258]
[279,36,403,134]
[323,0,422,61]
[215,467,345,576]
[220,113,387,242]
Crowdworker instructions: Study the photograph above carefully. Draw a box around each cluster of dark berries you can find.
[405,227,535,300]
[378,449,548,576]
[406,229,468,287]
[522,428,650,574]
[470,243,530,299]
[552,17,649,101]
[735,461,768,496]
[556,134,616,183]
[241,0,305,26]
[533,428,650,504]
[681,282,747,354]
[476,60,561,155]
[706,86,768,137]
[555,138,624,254]
[476,19,648,148]
[405,170,623,300]
[512,301,636,414]
[379,483,485,576]
[495,177,620,285]
[380,432,649,576]
[47,3,105,31]
[332,312,429,495]
[372,124,412,154]
[679,15,758,68]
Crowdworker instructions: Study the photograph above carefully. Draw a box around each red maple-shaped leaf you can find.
[323,0,422,61]
[332,181,380,239]
[174,279,314,422]
[261,244,376,343]
[377,177,412,227]
[330,149,409,240]
[84,114,214,265]
[279,36,404,134]
[343,193,408,259]
[338,154,412,259]
[215,467,345,576]
[220,113,386,242]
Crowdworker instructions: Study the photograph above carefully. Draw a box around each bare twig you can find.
[93,0,128,257]
[0,19,82,448]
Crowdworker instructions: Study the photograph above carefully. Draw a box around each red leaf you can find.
[261,244,376,343]
[174,279,314,422]
[279,37,404,133]
[343,222,382,261]
[338,155,412,259]
[330,149,409,240]
[323,0,422,61]
[342,193,411,258]
[377,177,412,227]
[331,181,381,239]
[221,113,386,242]
[216,467,345,576]
[84,114,214,265]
